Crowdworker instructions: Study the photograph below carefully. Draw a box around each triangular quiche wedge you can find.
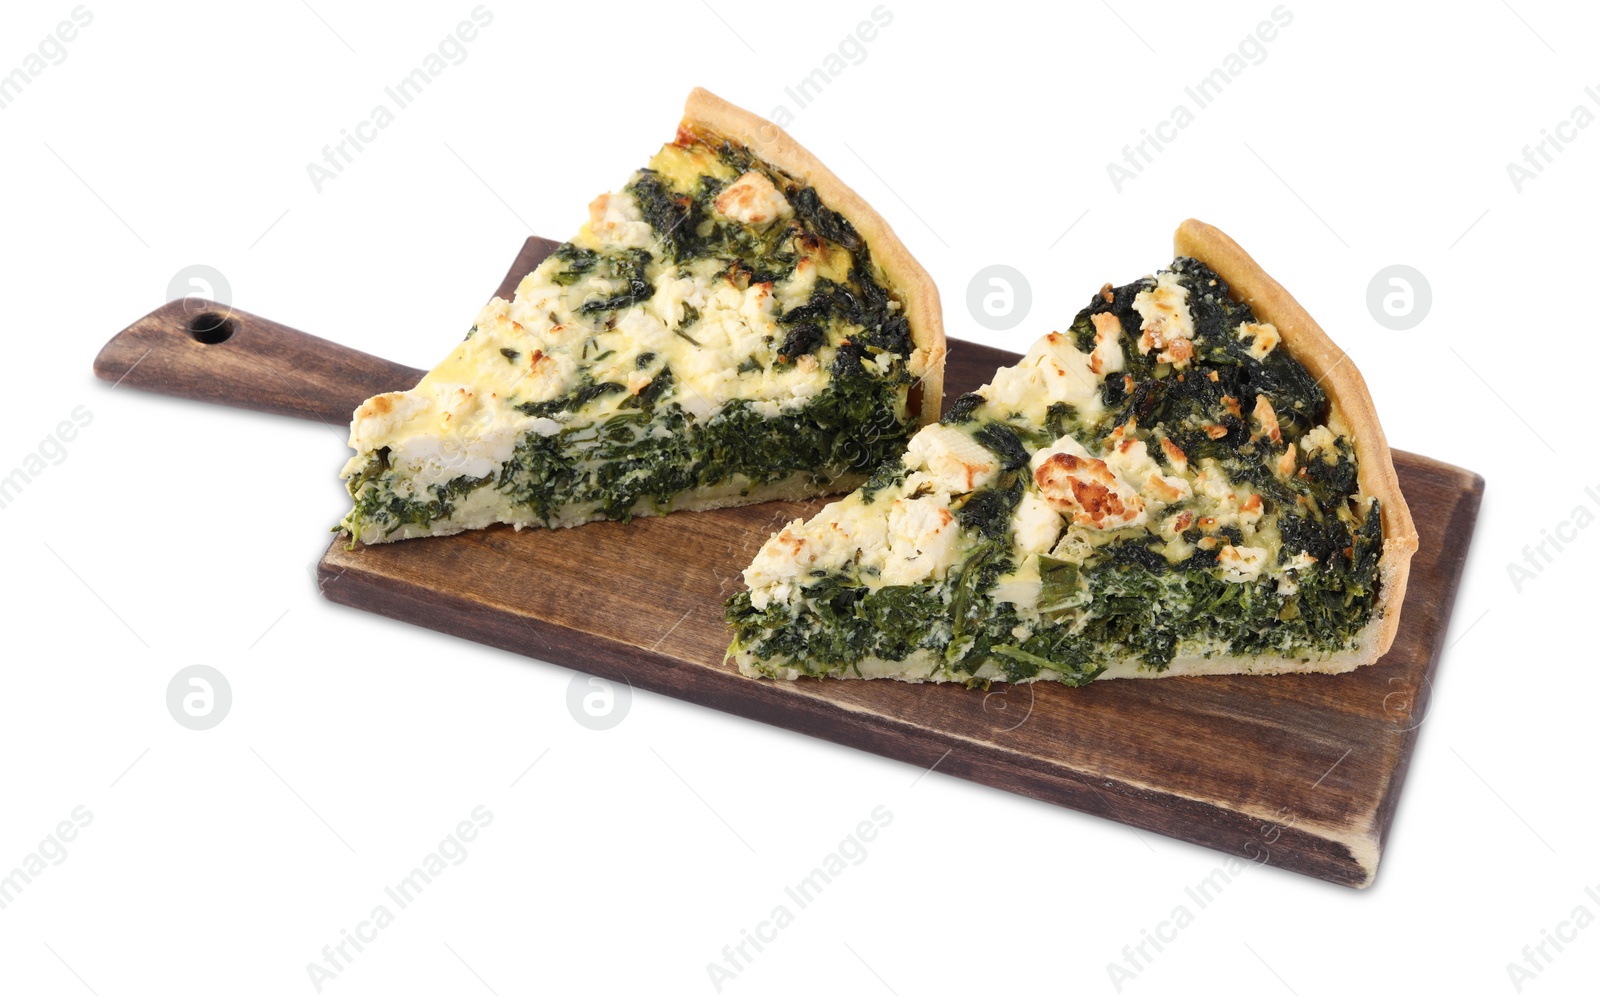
[727,220,1419,684]
[339,88,944,544]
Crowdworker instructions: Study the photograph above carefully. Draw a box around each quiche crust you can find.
[680,88,946,426]
[1174,219,1418,664]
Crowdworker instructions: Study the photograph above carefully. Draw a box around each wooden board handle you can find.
[92,236,565,425]
[92,300,428,425]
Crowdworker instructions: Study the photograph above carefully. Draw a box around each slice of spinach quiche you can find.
[727,220,1418,684]
[339,89,944,543]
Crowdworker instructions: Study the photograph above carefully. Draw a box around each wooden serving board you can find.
[96,238,1484,888]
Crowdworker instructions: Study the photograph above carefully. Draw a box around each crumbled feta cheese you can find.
[713,171,793,227]
[905,424,1001,493]
[1089,312,1125,375]
[1031,435,1148,530]
[1236,321,1280,360]
[1133,271,1195,366]
[881,492,962,585]
[1011,491,1064,556]
[1217,544,1269,582]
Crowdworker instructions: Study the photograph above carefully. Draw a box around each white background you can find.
[1,1,1595,993]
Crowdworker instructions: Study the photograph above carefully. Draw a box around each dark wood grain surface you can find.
[96,237,1484,888]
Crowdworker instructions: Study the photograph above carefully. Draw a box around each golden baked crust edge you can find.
[678,87,947,426]
[1173,219,1419,662]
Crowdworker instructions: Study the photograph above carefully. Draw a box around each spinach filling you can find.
[345,135,917,538]
[492,354,909,525]
[347,361,909,535]
[727,258,1385,683]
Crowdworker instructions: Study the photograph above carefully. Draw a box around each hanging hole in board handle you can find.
[186,311,237,345]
